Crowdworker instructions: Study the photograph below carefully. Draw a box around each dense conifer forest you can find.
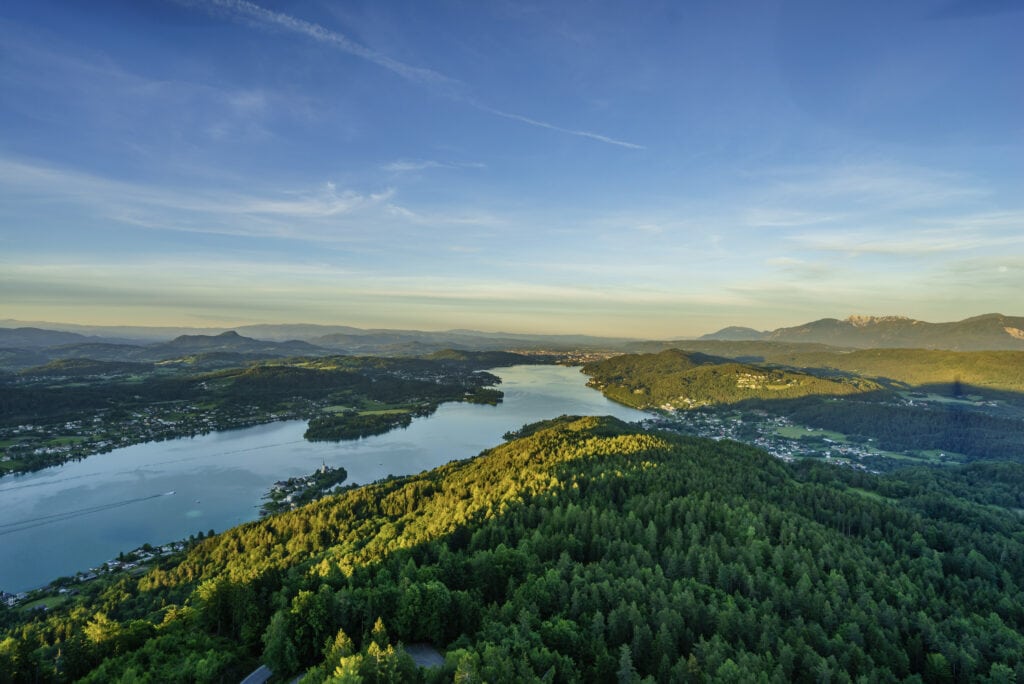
[2,416,1022,682]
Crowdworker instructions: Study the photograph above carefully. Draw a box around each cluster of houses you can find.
[1,542,187,611]
[1,590,27,608]
[645,410,880,472]
[261,463,346,516]
[0,401,295,470]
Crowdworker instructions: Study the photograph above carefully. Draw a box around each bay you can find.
[0,365,644,592]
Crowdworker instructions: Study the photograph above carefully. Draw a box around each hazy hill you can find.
[43,342,150,362]
[18,358,154,378]
[698,325,766,341]
[424,349,552,366]
[0,330,333,372]
[147,330,327,359]
[702,313,1024,351]
[0,348,50,370]
[0,320,211,343]
[4,416,1022,681]
[627,339,851,359]
[1,319,639,359]
[311,330,637,354]
[236,323,369,341]
[0,327,105,349]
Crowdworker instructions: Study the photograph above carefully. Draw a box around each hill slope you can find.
[582,349,880,409]
[4,416,1022,681]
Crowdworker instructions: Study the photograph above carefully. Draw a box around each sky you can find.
[1,0,1022,338]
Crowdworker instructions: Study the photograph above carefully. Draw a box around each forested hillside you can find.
[582,349,880,409]
[621,345,1024,396]
[2,416,1022,682]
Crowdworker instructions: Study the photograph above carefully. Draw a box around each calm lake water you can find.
[0,365,645,592]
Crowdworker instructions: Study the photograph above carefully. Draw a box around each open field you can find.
[773,425,848,441]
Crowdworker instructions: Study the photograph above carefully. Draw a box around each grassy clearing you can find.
[907,449,968,465]
[914,449,966,459]
[846,487,895,503]
[18,595,69,612]
[901,392,986,406]
[774,426,847,441]
[325,403,411,416]
[358,399,393,411]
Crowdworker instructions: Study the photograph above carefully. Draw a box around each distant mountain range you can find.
[700,313,1024,351]
[4,313,1023,374]
[0,324,637,373]
[0,330,333,374]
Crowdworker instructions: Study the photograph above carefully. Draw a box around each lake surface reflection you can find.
[0,365,645,592]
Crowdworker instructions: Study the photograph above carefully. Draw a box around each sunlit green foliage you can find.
[582,350,880,409]
[628,343,1024,395]
[3,416,1023,682]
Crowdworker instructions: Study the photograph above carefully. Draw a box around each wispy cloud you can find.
[787,223,1024,256]
[0,27,286,147]
[0,157,395,240]
[762,163,986,209]
[0,156,514,249]
[743,208,843,228]
[382,159,486,174]
[186,0,643,149]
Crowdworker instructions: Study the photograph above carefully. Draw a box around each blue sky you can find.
[1,0,1021,337]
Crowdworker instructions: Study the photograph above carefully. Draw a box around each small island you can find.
[304,410,413,441]
[303,385,504,442]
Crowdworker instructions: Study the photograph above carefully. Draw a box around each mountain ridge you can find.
[701,312,1024,351]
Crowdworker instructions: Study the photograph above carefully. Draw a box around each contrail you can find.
[201,0,456,89]
[180,0,644,149]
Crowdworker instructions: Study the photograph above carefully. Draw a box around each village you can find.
[0,356,522,476]
[259,462,350,516]
[1,539,190,611]
[0,399,318,475]
[641,408,889,472]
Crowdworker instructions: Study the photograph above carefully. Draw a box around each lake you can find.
[0,365,645,592]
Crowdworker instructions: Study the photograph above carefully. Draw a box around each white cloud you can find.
[787,225,1024,256]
